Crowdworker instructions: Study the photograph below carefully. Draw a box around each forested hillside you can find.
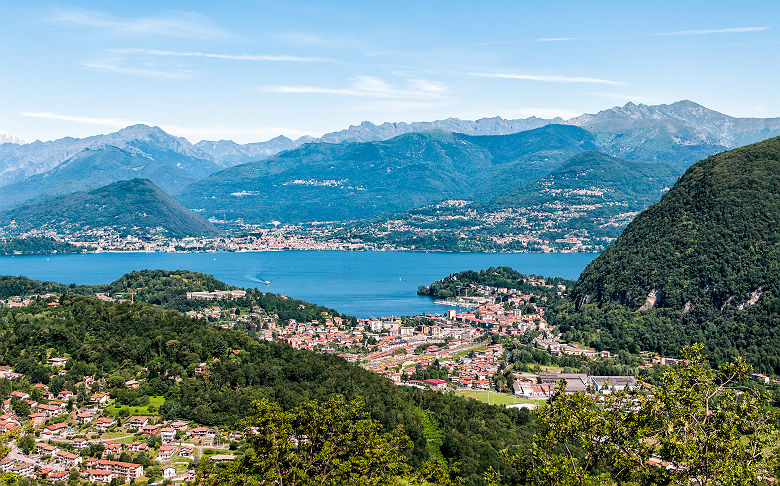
[0,278,537,484]
[0,179,219,237]
[177,125,596,222]
[556,137,780,373]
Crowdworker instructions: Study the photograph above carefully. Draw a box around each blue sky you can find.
[1,0,778,143]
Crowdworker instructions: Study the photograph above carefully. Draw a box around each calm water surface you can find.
[0,251,597,317]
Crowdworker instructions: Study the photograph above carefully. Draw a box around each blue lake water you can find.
[0,251,597,317]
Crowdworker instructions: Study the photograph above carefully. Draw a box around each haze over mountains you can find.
[1,100,779,241]
[0,178,217,238]
[179,125,597,222]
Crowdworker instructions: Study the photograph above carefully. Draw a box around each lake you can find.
[0,251,597,317]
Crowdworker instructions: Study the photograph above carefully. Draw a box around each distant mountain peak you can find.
[0,130,26,145]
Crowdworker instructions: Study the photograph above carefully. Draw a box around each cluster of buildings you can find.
[0,364,230,483]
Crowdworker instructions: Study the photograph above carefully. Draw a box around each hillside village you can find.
[0,275,670,484]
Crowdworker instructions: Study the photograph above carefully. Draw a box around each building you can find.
[91,459,144,482]
[157,445,177,462]
[163,465,177,479]
[590,376,638,393]
[36,443,59,458]
[124,416,149,430]
[84,469,115,484]
[161,427,176,444]
[538,373,590,393]
[95,417,117,430]
[55,450,82,468]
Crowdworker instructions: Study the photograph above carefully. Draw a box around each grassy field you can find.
[454,389,544,406]
[105,395,165,417]
[452,345,488,358]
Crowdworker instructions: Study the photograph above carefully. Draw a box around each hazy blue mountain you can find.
[178,124,597,223]
[317,116,561,143]
[194,135,307,165]
[5,100,778,190]
[492,151,681,210]
[0,145,219,209]
[0,124,219,187]
[0,178,218,237]
[335,151,682,251]
[0,130,26,145]
[567,100,780,167]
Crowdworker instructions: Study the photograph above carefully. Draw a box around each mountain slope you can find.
[573,137,780,311]
[0,124,220,188]
[178,125,596,223]
[567,100,780,167]
[493,151,680,210]
[0,178,218,237]
[335,151,680,251]
[0,145,218,209]
[194,135,305,165]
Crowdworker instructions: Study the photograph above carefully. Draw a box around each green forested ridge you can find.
[177,125,597,223]
[418,267,573,300]
[0,178,218,237]
[0,142,220,209]
[336,151,681,252]
[558,137,780,373]
[491,151,680,211]
[0,237,85,255]
[573,136,779,310]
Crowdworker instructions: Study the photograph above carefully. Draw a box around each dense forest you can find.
[0,274,537,484]
[418,266,573,300]
[0,237,85,255]
[562,137,780,374]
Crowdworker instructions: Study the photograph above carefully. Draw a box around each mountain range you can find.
[178,125,597,222]
[1,100,779,235]
[0,178,217,238]
[3,100,778,189]
[335,151,682,251]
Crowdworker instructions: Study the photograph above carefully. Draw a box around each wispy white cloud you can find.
[259,75,448,99]
[481,26,768,45]
[273,31,362,49]
[655,26,768,36]
[81,61,193,79]
[21,112,138,128]
[19,112,316,143]
[110,48,337,63]
[470,72,623,86]
[48,7,231,39]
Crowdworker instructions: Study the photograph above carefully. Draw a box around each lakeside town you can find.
[4,275,750,484]
[0,206,618,254]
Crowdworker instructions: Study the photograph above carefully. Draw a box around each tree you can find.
[11,397,30,418]
[198,396,412,485]
[500,344,780,485]
[17,434,35,455]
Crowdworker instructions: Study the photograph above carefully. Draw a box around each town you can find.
[1,275,777,484]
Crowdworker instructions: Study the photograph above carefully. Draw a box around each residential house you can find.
[156,445,177,462]
[124,416,149,431]
[84,469,115,484]
[55,450,82,469]
[95,417,117,430]
[161,427,175,444]
[89,393,109,405]
[36,443,59,458]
